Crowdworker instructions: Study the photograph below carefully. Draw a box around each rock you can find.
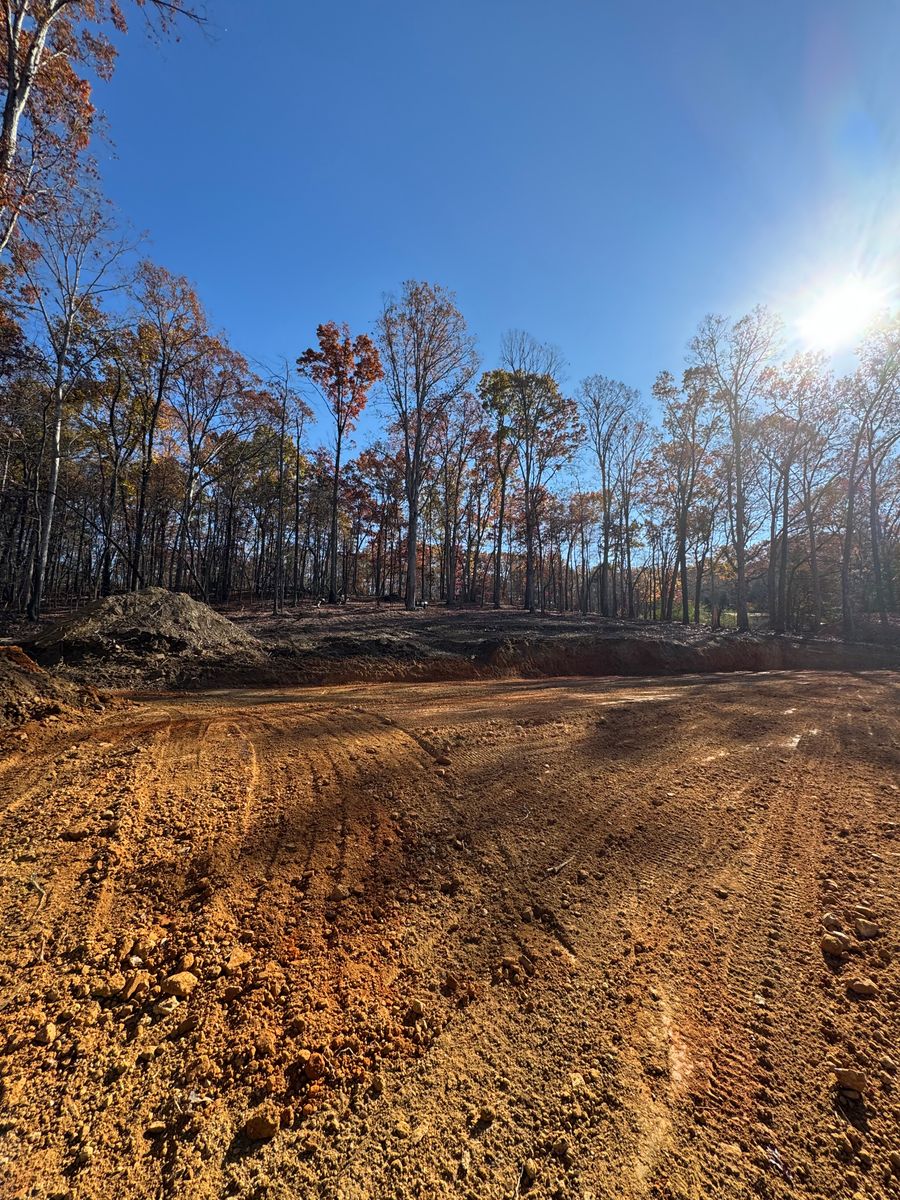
[551,1134,571,1160]
[121,969,150,1001]
[408,998,425,1019]
[144,1121,167,1138]
[241,1105,279,1140]
[303,1052,326,1081]
[820,933,850,958]
[73,1143,93,1168]
[834,1068,868,1093]
[161,971,199,998]
[328,884,350,903]
[93,972,126,998]
[854,918,881,940]
[478,1105,495,1124]
[35,1021,57,1045]
[61,826,91,842]
[436,755,452,767]
[847,977,879,999]
[822,912,842,931]
[523,1158,539,1182]
[153,996,180,1018]
[255,1032,276,1058]
[889,1150,900,1176]
[224,947,252,974]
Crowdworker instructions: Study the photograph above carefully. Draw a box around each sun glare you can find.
[797,275,887,352]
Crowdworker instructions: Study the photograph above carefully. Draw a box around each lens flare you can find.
[797,275,887,351]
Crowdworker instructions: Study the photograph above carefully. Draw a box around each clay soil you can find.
[1,670,899,1200]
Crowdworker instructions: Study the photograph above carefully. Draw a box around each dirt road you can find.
[1,671,898,1200]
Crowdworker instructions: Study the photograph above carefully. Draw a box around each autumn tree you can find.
[377,281,478,609]
[297,321,382,603]
[501,330,580,612]
[0,1,202,253]
[123,260,204,590]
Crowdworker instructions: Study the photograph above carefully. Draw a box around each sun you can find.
[797,275,887,352]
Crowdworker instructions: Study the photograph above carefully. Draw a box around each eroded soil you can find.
[1,671,898,1200]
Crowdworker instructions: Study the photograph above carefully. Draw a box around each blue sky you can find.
[96,0,899,439]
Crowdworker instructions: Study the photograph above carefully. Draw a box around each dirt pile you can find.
[29,588,278,689]
[0,645,103,730]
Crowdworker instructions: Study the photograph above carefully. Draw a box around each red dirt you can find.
[1,670,898,1199]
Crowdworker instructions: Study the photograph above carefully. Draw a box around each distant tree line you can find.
[0,1,898,636]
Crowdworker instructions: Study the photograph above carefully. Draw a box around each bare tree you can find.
[580,374,641,616]
[502,331,580,612]
[689,308,781,631]
[840,316,900,635]
[11,189,129,615]
[376,280,478,609]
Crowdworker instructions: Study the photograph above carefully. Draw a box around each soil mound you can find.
[0,645,103,729]
[29,588,275,689]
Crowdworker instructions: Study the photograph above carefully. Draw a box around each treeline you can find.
[0,2,898,636]
[1,232,898,638]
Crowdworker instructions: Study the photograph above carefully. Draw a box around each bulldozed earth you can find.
[1,648,899,1199]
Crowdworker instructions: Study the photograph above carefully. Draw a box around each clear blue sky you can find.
[97,0,899,434]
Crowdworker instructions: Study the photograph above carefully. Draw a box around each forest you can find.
[0,7,898,639]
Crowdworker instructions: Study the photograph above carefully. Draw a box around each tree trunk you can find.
[28,386,64,619]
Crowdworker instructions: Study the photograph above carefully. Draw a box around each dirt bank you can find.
[21,594,900,690]
[1,670,898,1199]
[0,645,104,733]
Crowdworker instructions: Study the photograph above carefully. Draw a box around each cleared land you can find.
[1,669,898,1199]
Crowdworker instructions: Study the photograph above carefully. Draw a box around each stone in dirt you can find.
[303,1052,327,1081]
[121,969,150,1001]
[854,918,881,939]
[225,946,252,974]
[847,977,879,998]
[241,1105,280,1140]
[35,1022,57,1045]
[833,1068,868,1093]
[328,884,351,903]
[161,971,199,998]
[820,933,850,957]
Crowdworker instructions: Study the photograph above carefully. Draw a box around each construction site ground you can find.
[1,667,898,1199]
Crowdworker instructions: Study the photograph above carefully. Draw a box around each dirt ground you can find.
[1,669,898,1200]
